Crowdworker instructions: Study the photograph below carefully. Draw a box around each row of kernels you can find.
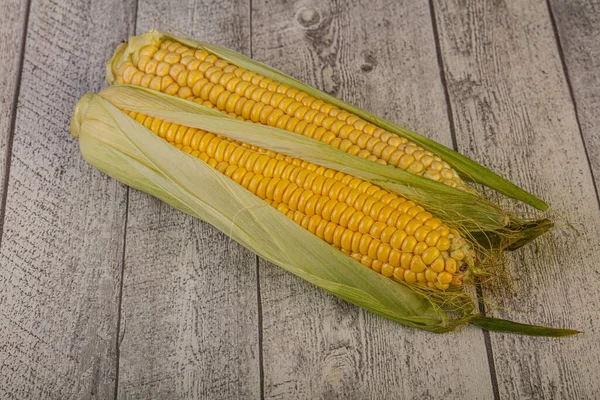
[353,251,454,289]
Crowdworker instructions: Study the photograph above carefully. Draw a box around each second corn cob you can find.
[125,108,473,289]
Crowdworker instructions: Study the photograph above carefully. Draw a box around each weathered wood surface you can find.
[550,0,600,191]
[0,0,135,398]
[432,0,600,398]
[114,1,261,399]
[0,0,28,226]
[252,1,493,398]
[2,0,600,399]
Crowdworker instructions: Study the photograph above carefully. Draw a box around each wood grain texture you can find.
[115,2,261,399]
[0,0,136,398]
[0,0,28,224]
[253,1,493,399]
[432,0,600,398]
[550,0,600,192]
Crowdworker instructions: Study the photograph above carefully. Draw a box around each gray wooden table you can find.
[1,0,599,398]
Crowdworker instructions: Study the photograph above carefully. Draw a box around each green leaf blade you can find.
[470,316,580,337]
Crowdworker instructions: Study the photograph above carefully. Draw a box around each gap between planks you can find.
[428,0,500,398]
[0,0,32,249]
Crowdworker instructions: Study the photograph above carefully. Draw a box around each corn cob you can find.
[111,38,469,191]
[125,109,474,289]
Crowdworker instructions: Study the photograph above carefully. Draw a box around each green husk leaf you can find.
[469,316,580,337]
[149,30,548,211]
[470,218,554,251]
[99,84,544,248]
[72,92,467,332]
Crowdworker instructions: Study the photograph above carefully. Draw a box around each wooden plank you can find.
[550,0,600,192]
[432,0,600,398]
[0,0,28,225]
[0,0,136,398]
[252,1,494,398]
[114,2,260,399]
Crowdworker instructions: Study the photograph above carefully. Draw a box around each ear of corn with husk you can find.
[68,30,578,336]
[71,90,576,336]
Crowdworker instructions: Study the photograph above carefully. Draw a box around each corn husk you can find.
[70,90,577,336]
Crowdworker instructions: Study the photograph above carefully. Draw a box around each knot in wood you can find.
[296,8,321,29]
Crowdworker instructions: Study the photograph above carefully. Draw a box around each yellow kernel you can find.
[388,249,401,267]
[421,155,434,167]
[410,255,426,273]
[436,225,450,237]
[400,253,412,269]
[404,270,417,284]
[414,226,430,242]
[376,243,392,264]
[437,237,451,251]
[368,221,386,240]
[425,269,438,282]
[381,263,394,277]
[407,205,424,217]
[425,230,441,247]
[393,267,405,281]
[414,242,429,255]
[380,226,397,244]
[438,272,453,285]
[445,258,457,273]
[401,236,417,253]
[421,247,441,265]
[396,214,412,230]
[371,259,383,273]
[367,239,381,260]
[430,256,446,273]
[357,216,375,234]
[408,161,425,174]
[431,161,444,172]
[149,76,162,91]
[358,234,372,255]
[398,154,415,170]
[140,44,159,58]
[404,219,422,236]
[424,170,442,181]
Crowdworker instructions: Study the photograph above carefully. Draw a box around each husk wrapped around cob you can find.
[69,30,578,336]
